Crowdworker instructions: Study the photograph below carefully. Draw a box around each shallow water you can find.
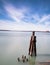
[0,31,50,65]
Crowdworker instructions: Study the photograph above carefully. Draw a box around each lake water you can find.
[0,31,50,65]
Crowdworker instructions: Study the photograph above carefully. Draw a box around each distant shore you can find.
[0,30,50,32]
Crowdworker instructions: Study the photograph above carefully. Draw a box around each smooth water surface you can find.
[0,31,50,65]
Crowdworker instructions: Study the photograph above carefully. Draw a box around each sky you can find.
[0,0,50,31]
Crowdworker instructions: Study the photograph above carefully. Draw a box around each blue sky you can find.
[0,0,50,31]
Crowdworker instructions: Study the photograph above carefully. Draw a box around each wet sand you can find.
[35,62,50,65]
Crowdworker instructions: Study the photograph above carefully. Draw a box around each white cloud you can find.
[39,15,50,23]
[0,2,50,31]
[0,19,50,31]
[4,3,27,22]
[32,14,50,29]
[32,14,50,23]
[32,14,40,22]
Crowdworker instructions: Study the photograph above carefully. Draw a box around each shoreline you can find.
[0,30,50,32]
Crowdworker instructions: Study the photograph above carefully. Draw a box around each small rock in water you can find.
[22,59,25,63]
[17,57,20,62]
[26,58,28,62]
[24,56,26,59]
[22,55,24,59]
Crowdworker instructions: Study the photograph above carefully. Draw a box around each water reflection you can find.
[29,56,36,65]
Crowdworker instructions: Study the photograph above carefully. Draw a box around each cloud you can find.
[0,19,50,31]
[4,3,27,23]
[32,14,50,25]
[0,2,50,31]
[39,15,50,23]
[32,14,40,22]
